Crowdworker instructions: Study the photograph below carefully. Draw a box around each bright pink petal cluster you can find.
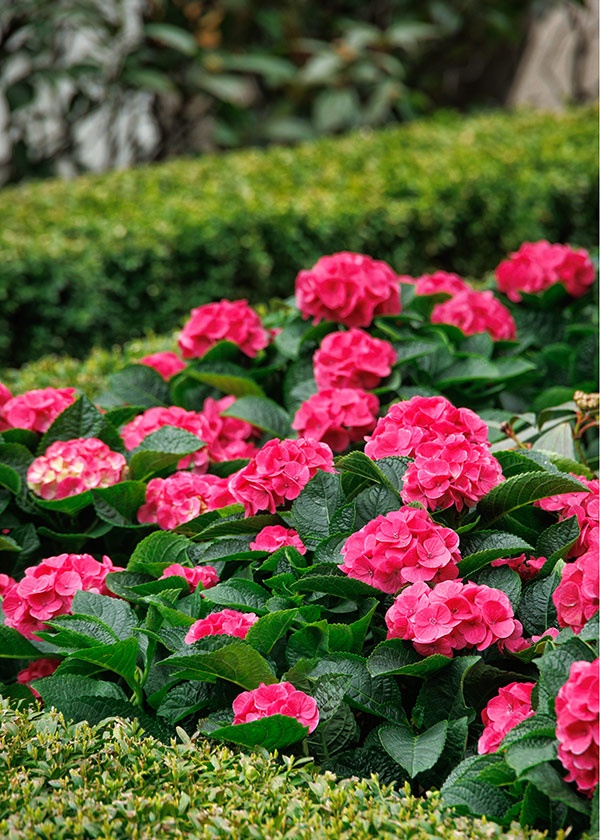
[26,438,127,500]
[160,563,219,592]
[178,299,270,359]
[228,437,335,515]
[495,241,596,302]
[295,252,401,328]
[430,289,517,341]
[292,387,379,453]
[138,351,186,379]
[399,270,470,297]
[0,381,12,414]
[491,553,546,581]
[499,626,560,655]
[185,608,259,643]
[0,387,77,433]
[121,399,258,472]
[17,658,61,699]
[313,328,397,390]
[232,681,319,733]
[0,573,16,597]
[138,471,237,530]
[477,681,535,754]
[340,506,460,593]
[555,658,599,796]
[385,579,521,657]
[537,477,599,558]
[2,553,122,639]
[250,525,306,555]
[553,551,599,633]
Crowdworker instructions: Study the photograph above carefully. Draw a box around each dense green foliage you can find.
[0,703,556,840]
[1,106,597,367]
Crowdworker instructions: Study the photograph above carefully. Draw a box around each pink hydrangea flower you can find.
[537,477,599,559]
[313,328,397,390]
[228,437,335,515]
[430,289,517,341]
[499,626,560,655]
[365,395,489,460]
[400,435,504,513]
[185,608,259,643]
[17,658,61,699]
[0,381,12,411]
[292,387,380,452]
[250,525,306,555]
[399,270,470,297]
[495,241,596,302]
[553,550,599,633]
[491,553,547,581]
[232,681,319,733]
[178,299,270,359]
[160,563,219,592]
[555,658,599,796]
[138,471,238,530]
[295,252,401,328]
[0,387,77,433]
[138,351,186,379]
[340,506,460,593]
[477,681,535,754]
[0,573,16,597]
[385,579,520,657]
[2,553,122,639]
[27,438,128,500]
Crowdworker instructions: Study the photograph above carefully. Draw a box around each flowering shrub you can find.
[292,387,379,452]
[185,608,259,643]
[430,289,517,341]
[555,659,599,796]
[0,242,597,838]
[495,240,596,301]
[232,682,319,733]
[26,437,127,500]
[138,350,186,379]
[478,682,535,754]
[312,328,397,390]
[0,386,76,432]
[295,252,401,327]
[178,299,270,359]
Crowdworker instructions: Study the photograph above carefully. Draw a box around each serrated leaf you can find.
[92,480,148,527]
[477,472,588,526]
[65,637,140,689]
[202,579,270,612]
[505,736,557,776]
[535,515,580,564]
[459,531,534,576]
[517,571,560,637]
[291,566,384,599]
[0,625,43,658]
[102,365,169,408]
[128,426,204,481]
[164,640,276,689]
[210,714,308,750]
[368,639,451,678]
[245,609,298,655]
[290,472,345,549]
[353,484,401,528]
[70,591,137,641]
[335,451,404,496]
[414,656,480,728]
[127,530,191,576]
[0,463,20,494]
[473,565,522,611]
[39,395,123,453]
[222,396,291,439]
[183,362,265,397]
[523,763,591,815]
[379,720,448,778]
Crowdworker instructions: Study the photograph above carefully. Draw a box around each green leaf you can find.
[203,579,270,612]
[144,22,198,55]
[34,491,94,514]
[245,609,298,655]
[516,571,559,637]
[92,480,148,527]
[291,565,384,599]
[40,615,120,650]
[209,714,309,750]
[414,656,480,728]
[222,396,291,439]
[505,736,557,776]
[128,427,204,481]
[477,472,587,526]
[536,636,597,706]
[353,484,401,527]
[335,451,403,496]
[0,463,20,494]
[0,442,34,505]
[523,763,591,815]
[70,591,137,641]
[65,637,140,690]
[127,530,191,577]
[39,395,123,453]
[535,515,580,564]
[183,362,265,397]
[164,640,276,689]
[440,754,514,821]
[0,625,43,659]
[101,365,169,408]
[368,639,451,678]
[379,720,448,778]
[494,451,549,478]
[290,472,345,549]
[459,531,534,576]
[474,565,522,611]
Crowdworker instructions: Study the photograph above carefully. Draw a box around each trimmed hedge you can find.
[0,704,554,840]
[0,106,597,367]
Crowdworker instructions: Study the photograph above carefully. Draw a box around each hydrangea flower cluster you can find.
[232,681,319,733]
[2,553,122,639]
[312,328,397,390]
[249,525,306,555]
[295,251,401,328]
[552,551,599,633]
[178,299,270,359]
[229,437,335,515]
[385,579,521,657]
[0,387,77,433]
[340,506,460,594]
[0,573,15,597]
[555,658,599,796]
[138,350,186,379]
[0,381,12,410]
[137,471,237,530]
[26,437,128,500]
[477,681,535,754]
[292,387,379,452]
[430,289,517,341]
[495,241,595,302]
[491,553,546,581]
[399,270,470,297]
[185,608,259,643]
[365,395,503,513]
[17,658,61,699]
[537,476,599,559]
[160,563,219,592]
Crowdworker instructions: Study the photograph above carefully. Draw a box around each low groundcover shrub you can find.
[0,243,598,838]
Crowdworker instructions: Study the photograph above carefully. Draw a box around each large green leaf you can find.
[183,362,265,397]
[368,639,451,679]
[535,515,580,564]
[39,394,124,453]
[523,764,591,816]
[516,570,560,637]
[128,426,205,481]
[245,609,298,655]
[379,720,448,778]
[209,714,309,750]
[202,579,270,612]
[70,591,137,640]
[164,640,276,689]
[440,754,514,821]
[477,472,587,526]
[414,656,480,728]
[459,531,534,576]
[289,472,345,549]
[127,530,191,576]
[101,365,169,409]
[222,396,291,439]
[291,565,384,599]
[65,637,140,690]
[92,480,148,527]
[0,625,43,659]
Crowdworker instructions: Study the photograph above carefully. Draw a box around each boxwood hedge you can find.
[0,106,597,367]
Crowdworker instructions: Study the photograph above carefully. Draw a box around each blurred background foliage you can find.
[0,0,586,186]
